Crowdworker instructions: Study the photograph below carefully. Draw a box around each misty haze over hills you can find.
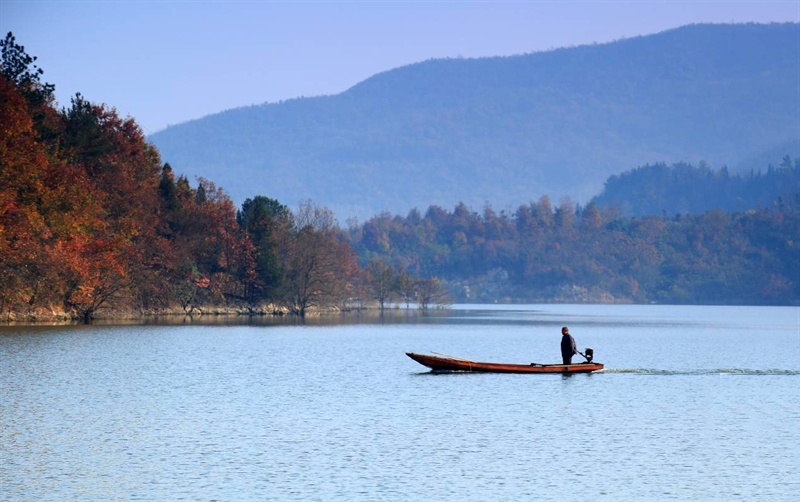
[148,23,800,221]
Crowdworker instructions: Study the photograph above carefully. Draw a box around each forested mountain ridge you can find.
[348,187,800,306]
[592,158,800,217]
[149,23,800,220]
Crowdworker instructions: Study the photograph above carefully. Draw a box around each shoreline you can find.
[3,299,795,325]
[0,302,413,325]
[0,304,301,325]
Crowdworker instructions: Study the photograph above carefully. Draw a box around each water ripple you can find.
[602,368,800,375]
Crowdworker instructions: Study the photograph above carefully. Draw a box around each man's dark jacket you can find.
[561,334,577,363]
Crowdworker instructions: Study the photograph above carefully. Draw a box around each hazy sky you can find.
[2,1,798,134]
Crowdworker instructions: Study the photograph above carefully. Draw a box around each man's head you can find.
[561,326,569,335]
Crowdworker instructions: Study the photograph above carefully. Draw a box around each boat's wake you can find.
[601,368,800,376]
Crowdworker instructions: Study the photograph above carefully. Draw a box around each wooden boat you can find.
[406,352,604,374]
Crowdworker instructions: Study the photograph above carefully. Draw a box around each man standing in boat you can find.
[561,326,577,365]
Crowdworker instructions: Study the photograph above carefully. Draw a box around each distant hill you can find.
[148,23,800,221]
[591,158,800,217]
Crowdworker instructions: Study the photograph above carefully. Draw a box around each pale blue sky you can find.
[2,1,798,134]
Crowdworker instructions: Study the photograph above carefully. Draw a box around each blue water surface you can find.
[1,304,798,501]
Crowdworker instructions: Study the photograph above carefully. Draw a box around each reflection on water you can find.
[1,304,799,501]
[129,307,454,326]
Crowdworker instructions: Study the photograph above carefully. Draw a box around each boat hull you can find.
[406,352,603,374]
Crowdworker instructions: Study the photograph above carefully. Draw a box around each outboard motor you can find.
[584,348,594,363]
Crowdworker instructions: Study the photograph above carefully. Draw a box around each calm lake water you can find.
[1,304,799,501]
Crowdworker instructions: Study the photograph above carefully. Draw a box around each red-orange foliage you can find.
[0,74,259,319]
[2,39,367,319]
[1,76,56,308]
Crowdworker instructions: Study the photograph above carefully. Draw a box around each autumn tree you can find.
[0,76,52,311]
[281,201,360,315]
[366,259,395,310]
[416,278,452,309]
[152,170,257,312]
[394,267,418,308]
[52,93,166,318]
[2,58,104,316]
[178,178,255,305]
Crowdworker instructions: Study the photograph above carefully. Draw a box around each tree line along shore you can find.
[1,33,797,323]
